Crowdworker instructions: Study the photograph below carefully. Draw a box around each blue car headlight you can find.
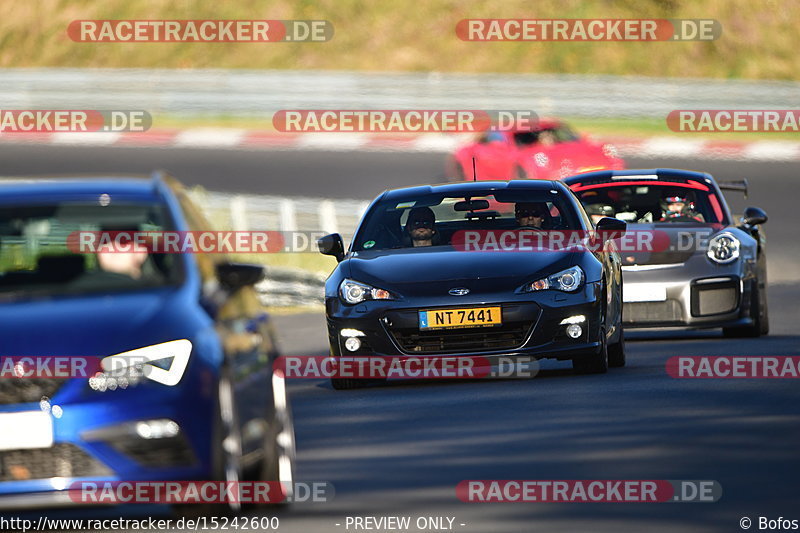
[523,266,584,293]
[89,339,193,391]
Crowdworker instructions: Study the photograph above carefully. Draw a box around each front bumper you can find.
[0,378,215,509]
[621,254,758,328]
[326,281,605,362]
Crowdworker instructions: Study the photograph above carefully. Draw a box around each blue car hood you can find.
[0,288,202,357]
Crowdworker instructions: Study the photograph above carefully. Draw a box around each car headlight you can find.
[89,339,193,391]
[523,266,584,293]
[339,279,394,305]
[707,232,740,264]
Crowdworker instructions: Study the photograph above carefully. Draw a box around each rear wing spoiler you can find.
[718,179,748,199]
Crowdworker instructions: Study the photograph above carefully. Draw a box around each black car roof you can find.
[381,180,564,201]
[562,168,716,187]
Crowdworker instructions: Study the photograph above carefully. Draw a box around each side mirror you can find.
[216,262,265,291]
[595,217,627,241]
[742,206,767,226]
[318,233,345,262]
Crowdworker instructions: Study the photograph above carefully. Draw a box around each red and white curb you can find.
[1,128,799,161]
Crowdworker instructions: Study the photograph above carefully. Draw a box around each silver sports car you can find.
[564,169,768,337]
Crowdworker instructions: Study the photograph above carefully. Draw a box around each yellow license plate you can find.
[419,306,502,330]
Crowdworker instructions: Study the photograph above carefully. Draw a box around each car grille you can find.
[0,379,66,405]
[0,443,112,481]
[389,323,531,354]
[623,300,684,323]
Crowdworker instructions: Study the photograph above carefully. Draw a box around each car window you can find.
[553,125,579,142]
[0,201,182,298]
[353,191,581,252]
[573,182,726,224]
[513,126,577,147]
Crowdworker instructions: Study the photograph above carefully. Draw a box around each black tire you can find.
[722,280,763,338]
[607,327,626,368]
[573,326,608,374]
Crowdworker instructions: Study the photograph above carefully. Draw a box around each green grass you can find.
[1,0,799,80]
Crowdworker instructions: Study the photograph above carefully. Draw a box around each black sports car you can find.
[318,180,626,389]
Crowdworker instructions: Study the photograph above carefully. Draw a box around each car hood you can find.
[619,223,725,266]
[0,287,202,356]
[346,247,577,296]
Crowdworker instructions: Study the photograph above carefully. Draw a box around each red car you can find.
[448,118,625,181]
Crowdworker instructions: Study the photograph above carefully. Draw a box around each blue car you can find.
[0,174,295,511]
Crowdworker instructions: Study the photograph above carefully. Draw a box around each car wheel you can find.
[176,368,243,517]
[607,327,626,368]
[722,279,763,338]
[573,326,608,374]
[258,371,296,505]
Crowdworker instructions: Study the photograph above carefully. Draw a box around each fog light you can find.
[566,324,583,339]
[135,419,180,440]
[344,337,362,352]
[340,328,365,337]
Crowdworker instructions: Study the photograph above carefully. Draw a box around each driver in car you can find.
[660,195,702,221]
[515,202,547,229]
[405,206,438,247]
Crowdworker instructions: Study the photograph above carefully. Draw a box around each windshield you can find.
[572,181,727,225]
[353,190,581,252]
[514,125,579,147]
[0,201,183,298]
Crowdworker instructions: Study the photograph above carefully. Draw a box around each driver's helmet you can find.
[665,195,687,204]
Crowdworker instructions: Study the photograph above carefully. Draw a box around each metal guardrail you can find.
[191,189,369,241]
[2,68,800,118]
[191,189,367,307]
